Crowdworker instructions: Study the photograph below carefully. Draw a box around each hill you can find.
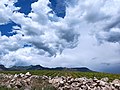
[0,65,8,71]
[0,64,93,72]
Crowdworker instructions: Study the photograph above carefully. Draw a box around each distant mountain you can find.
[0,65,8,71]
[49,67,93,72]
[9,65,93,72]
[70,67,93,72]
[9,65,48,71]
[9,66,31,71]
[0,64,93,72]
[27,65,51,70]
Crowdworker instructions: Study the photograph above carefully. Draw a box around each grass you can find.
[0,86,15,90]
[0,70,120,81]
[0,86,56,90]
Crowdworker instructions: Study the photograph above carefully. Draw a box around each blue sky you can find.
[0,0,120,73]
[0,21,17,36]
[14,0,38,15]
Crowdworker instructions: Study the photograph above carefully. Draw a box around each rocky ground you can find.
[0,72,120,90]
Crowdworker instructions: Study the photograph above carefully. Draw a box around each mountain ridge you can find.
[0,64,93,72]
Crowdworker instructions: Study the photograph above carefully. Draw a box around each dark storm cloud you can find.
[101,65,120,74]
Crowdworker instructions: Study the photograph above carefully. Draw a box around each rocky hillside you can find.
[0,72,120,90]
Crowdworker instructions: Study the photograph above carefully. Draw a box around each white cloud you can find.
[0,0,79,66]
[0,0,20,25]
[0,0,120,73]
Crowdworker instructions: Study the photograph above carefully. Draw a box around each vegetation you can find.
[0,86,56,90]
[0,70,120,81]
[0,86,17,90]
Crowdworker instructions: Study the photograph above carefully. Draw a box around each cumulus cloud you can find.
[0,0,20,25]
[0,0,120,72]
[88,0,120,43]
[16,0,80,57]
[0,0,80,66]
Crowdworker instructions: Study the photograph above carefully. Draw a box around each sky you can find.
[0,0,120,73]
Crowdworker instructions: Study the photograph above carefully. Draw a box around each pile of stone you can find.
[49,76,120,90]
[0,72,39,89]
[0,72,56,90]
[0,72,120,90]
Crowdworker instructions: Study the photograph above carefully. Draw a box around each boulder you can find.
[25,72,31,76]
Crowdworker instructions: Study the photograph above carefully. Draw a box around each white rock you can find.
[25,72,31,76]
[13,74,18,78]
[20,73,24,77]
[112,79,120,84]
[114,83,120,87]
[26,78,31,82]
[49,79,53,84]
[11,79,15,82]
[60,80,64,84]
[99,81,106,86]
[101,77,109,82]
